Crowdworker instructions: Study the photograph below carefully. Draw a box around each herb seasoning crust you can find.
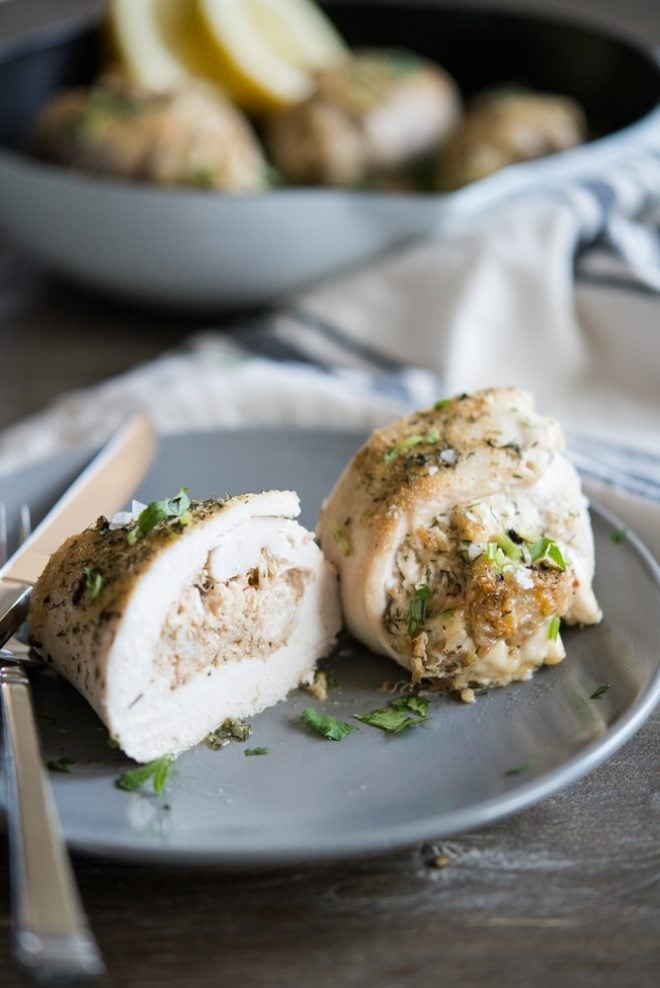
[29,490,341,761]
[318,387,601,695]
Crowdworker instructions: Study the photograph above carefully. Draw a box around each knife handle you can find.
[0,580,31,648]
[0,656,106,982]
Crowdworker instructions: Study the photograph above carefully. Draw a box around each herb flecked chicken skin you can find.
[266,49,461,186]
[31,76,268,191]
[29,489,340,761]
[318,388,601,698]
[435,88,586,191]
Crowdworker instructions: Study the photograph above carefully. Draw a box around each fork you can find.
[0,503,105,983]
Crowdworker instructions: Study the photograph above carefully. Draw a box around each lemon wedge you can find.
[194,0,348,114]
[107,0,193,90]
[107,0,348,115]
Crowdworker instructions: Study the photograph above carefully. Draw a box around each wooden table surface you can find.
[0,710,657,988]
[0,2,659,986]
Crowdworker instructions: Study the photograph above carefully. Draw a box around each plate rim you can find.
[1,427,659,867]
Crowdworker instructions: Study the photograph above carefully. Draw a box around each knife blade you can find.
[0,413,156,646]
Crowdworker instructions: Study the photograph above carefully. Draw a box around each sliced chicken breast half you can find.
[318,388,601,695]
[29,490,340,760]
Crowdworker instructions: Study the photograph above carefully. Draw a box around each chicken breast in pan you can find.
[31,76,268,191]
[318,388,601,696]
[266,49,461,186]
[29,489,341,761]
[436,88,586,190]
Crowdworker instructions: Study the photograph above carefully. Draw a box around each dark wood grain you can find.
[1,712,658,988]
[0,249,201,432]
[0,2,659,985]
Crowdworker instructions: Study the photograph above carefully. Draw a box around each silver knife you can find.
[0,414,156,642]
[0,413,156,982]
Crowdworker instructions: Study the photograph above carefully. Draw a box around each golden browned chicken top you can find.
[31,76,268,191]
[436,88,586,190]
[266,48,461,186]
[318,388,601,695]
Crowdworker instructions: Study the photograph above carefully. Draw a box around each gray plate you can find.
[1,428,659,866]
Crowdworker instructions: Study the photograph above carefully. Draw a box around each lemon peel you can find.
[194,0,348,114]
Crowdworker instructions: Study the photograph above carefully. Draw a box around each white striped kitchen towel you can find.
[0,149,659,514]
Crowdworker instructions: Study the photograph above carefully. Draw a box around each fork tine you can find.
[2,505,34,647]
[18,504,32,544]
[0,503,7,567]
[0,518,106,979]
[0,503,32,568]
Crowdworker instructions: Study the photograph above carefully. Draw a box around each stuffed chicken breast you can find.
[31,76,268,191]
[267,49,461,186]
[29,489,340,761]
[318,388,601,696]
[436,88,586,190]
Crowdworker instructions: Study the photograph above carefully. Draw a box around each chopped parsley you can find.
[328,519,351,556]
[69,85,142,140]
[485,533,526,569]
[86,85,142,119]
[390,695,429,717]
[485,532,567,573]
[433,398,451,410]
[188,166,216,187]
[385,49,424,75]
[382,434,426,462]
[381,427,447,462]
[504,760,534,777]
[264,163,283,187]
[485,542,511,570]
[46,757,75,774]
[407,584,431,636]
[590,684,610,700]
[547,616,561,642]
[127,487,191,544]
[116,755,175,795]
[83,567,103,600]
[301,707,358,741]
[495,532,523,561]
[205,719,252,750]
[610,528,628,544]
[355,694,429,734]
[244,747,269,757]
[529,536,567,571]
[325,672,339,692]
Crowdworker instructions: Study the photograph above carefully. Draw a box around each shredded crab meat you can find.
[383,492,575,688]
[385,520,470,673]
[155,546,311,689]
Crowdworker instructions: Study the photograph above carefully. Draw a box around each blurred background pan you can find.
[0,2,658,311]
